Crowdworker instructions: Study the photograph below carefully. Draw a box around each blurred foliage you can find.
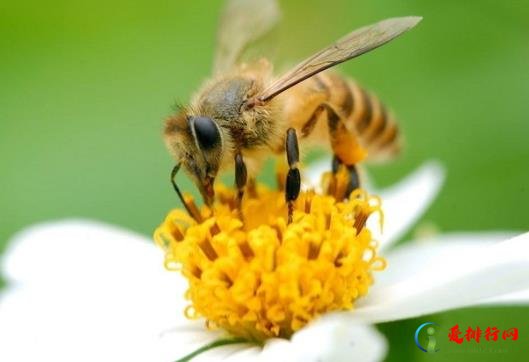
[0,0,528,361]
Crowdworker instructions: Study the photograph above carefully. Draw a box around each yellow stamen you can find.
[154,167,385,341]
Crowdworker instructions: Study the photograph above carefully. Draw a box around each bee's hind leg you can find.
[285,128,301,224]
[301,102,363,199]
[332,156,360,198]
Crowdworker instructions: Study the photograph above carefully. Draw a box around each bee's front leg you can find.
[285,128,301,224]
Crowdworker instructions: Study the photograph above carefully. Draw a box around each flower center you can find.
[154,168,385,342]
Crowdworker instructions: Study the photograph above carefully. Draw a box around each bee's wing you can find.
[257,17,422,102]
[213,0,280,75]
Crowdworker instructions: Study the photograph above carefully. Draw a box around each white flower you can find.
[1,161,528,362]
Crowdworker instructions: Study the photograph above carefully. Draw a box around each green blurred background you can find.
[1,0,528,360]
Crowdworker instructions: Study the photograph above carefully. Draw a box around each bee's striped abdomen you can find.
[321,73,401,161]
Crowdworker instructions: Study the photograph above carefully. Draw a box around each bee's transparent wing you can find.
[214,0,280,74]
[257,17,422,102]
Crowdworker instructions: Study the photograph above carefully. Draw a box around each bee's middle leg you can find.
[302,103,361,198]
[285,128,301,224]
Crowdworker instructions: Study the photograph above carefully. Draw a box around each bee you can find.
[164,0,421,221]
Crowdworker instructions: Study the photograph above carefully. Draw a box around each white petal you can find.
[259,313,387,362]
[484,289,529,304]
[374,232,514,289]
[3,220,173,285]
[150,313,387,362]
[369,161,445,252]
[158,313,387,362]
[155,322,235,361]
[0,220,205,362]
[156,332,259,362]
[302,157,374,193]
[220,347,263,362]
[353,232,529,323]
[302,157,330,192]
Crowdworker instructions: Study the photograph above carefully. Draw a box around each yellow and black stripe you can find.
[322,73,400,160]
[297,71,400,162]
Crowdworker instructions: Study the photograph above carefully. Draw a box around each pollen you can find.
[154,167,385,341]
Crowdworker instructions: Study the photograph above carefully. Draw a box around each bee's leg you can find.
[234,152,248,216]
[302,103,362,198]
[285,128,301,224]
[332,155,360,197]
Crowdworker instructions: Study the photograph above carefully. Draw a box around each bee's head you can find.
[164,113,224,206]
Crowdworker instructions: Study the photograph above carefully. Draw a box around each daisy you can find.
[0,161,527,362]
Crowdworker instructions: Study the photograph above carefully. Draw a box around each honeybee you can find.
[164,0,421,221]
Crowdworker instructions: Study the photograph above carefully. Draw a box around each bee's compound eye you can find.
[191,116,221,150]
